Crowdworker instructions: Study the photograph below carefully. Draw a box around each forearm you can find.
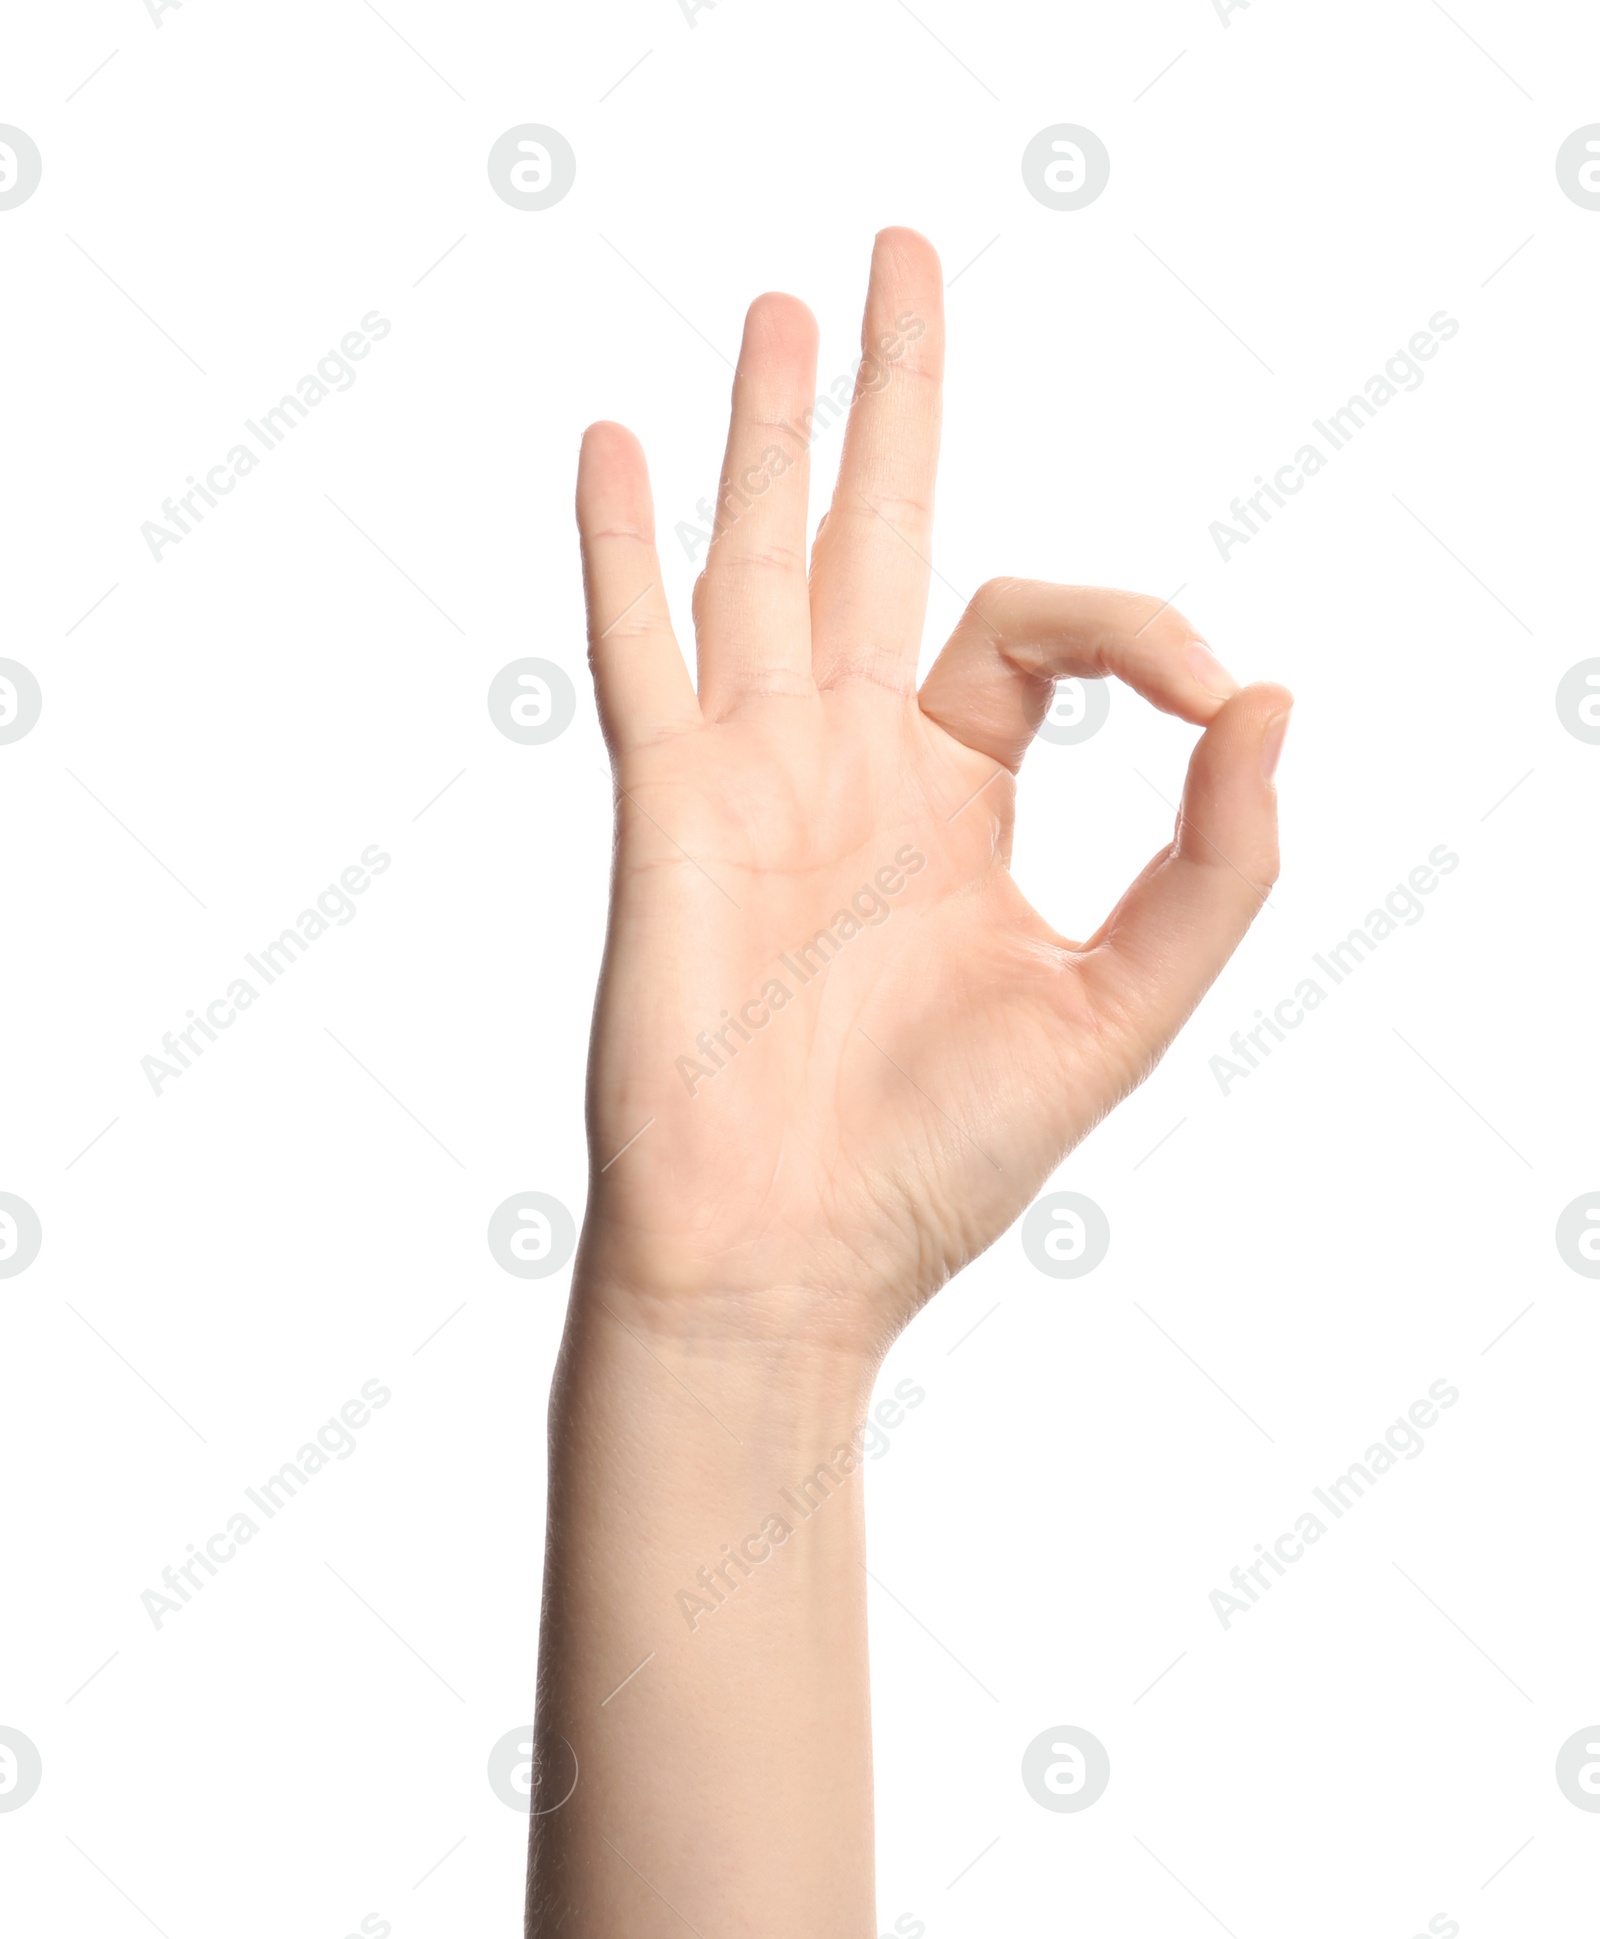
[526,1281,881,1937]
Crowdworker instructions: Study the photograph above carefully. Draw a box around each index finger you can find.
[917,579,1241,770]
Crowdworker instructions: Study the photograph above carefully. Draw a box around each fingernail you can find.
[1186,640,1240,699]
[1261,708,1292,784]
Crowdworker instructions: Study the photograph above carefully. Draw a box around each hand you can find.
[573,227,1290,1354]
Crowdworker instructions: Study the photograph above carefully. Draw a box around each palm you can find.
[576,231,1289,1343]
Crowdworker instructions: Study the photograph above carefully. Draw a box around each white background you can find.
[2,1,1597,1934]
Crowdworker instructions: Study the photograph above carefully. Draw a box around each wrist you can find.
[566,1210,897,1378]
[560,1267,882,1449]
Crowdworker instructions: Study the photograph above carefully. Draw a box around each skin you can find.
[526,227,1291,1936]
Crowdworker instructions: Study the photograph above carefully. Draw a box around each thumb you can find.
[1077,683,1292,1057]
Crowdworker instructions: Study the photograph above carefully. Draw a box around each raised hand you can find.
[573,227,1291,1350]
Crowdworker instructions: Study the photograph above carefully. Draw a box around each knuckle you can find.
[970,575,1021,610]
[1131,591,1196,644]
[723,540,807,577]
[966,577,1023,639]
